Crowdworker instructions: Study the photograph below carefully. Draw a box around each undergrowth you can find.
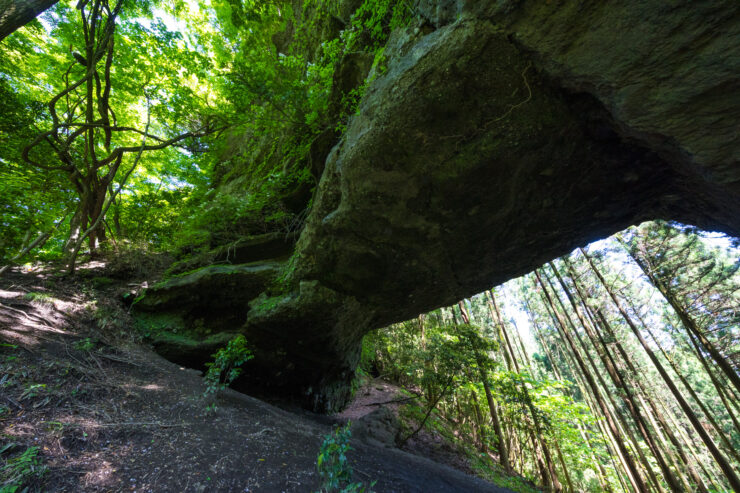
[0,444,47,493]
[203,335,254,411]
[316,423,375,493]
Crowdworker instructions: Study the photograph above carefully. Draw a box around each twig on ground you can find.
[2,393,24,409]
[81,421,190,428]
[96,352,141,366]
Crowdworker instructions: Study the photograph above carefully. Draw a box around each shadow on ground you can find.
[0,269,513,492]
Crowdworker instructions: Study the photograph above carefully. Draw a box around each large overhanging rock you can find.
[135,1,740,412]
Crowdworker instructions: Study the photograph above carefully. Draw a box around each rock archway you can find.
[135,1,740,411]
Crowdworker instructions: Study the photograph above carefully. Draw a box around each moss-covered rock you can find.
[135,262,282,312]
[137,0,740,412]
[132,262,283,368]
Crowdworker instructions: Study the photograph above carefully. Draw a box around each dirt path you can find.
[0,270,512,492]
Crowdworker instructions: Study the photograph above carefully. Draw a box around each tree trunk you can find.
[620,242,740,396]
[0,0,58,40]
[470,390,487,452]
[590,309,710,493]
[533,270,650,493]
[683,327,740,437]
[579,248,740,491]
[546,263,683,492]
[457,302,511,472]
[483,295,562,491]
[527,310,614,491]
[537,269,667,493]
[659,396,724,492]
[641,311,740,465]
[572,256,739,476]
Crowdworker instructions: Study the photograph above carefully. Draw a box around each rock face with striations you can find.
[134,0,740,411]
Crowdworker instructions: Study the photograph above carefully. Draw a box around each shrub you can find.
[316,423,374,493]
[203,335,253,400]
[0,445,47,492]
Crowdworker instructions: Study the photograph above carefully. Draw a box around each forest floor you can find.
[0,266,516,492]
[336,379,487,478]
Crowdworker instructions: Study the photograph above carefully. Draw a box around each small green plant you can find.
[203,335,253,402]
[73,338,96,352]
[316,423,374,493]
[90,276,115,287]
[19,384,45,401]
[0,445,47,492]
[22,292,53,305]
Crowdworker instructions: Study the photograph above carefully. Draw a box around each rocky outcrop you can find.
[135,0,740,411]
[134,262,282,367]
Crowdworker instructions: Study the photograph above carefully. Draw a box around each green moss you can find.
[269,252,300,294]
[23,292,55,304]
[133,312,187,339]
[90,276,115,287]
[252,294,283,314]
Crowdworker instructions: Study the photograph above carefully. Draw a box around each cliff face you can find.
[135,0,740,411]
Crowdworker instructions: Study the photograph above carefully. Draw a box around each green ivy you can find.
[203,335,254,400]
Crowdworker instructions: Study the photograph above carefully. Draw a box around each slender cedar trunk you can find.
[563,257,726,487]
[487,291,519,369]
[611,307,725,493]
[529,434,550,491]
[506,304,572,491]
[533,270,650,493]
[552,440,574,493]
[684,327,740,437]
[600,270,740,468]
[470,390,487,453]
[509,317,533,368]
[482,378,510,471]
[588,308,687,493]
[546,263,684,492]
[574,366,632,493]
[537,269,664,492]
[543,294,661,493]
[579,248,740,491]
[580,423,617,493]
[457,302,511,472]
[519,318,580,491]
[561,346,632,493]
[483,296,563,491]
[454,395,466,431]
[503,410,517,470]
[636,392,693,492]
[526,306,615,491]
[659,395,725,492]
[532,296,620,488]
[540,268,670,493]
[591,309,709,493]
[638,310,740,465]
[620,242,740,396]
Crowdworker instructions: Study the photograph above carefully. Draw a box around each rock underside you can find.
[134,0,740,412]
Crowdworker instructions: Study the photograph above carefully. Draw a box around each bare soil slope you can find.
[0,269,512,492]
